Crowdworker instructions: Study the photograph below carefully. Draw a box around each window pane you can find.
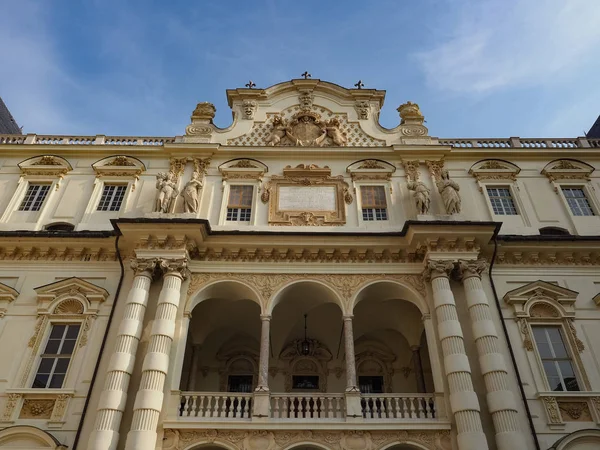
[361,186,386,208]
[562,187,594,216]
[532,327,548,344]
[537,342,552,359]
[66,325,80,339]
[49,374,65,389]
[60,339,76,355]
[54,358,70,373]
[32,374,49,389]
[487,187,517,215]
[228,186,253,208]
[44,339,61,354]
[50,325,66,339]
[37,358,54,374]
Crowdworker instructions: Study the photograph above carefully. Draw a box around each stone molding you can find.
[496,248,600,266]
[456,259,488,280]
[163,428,451,450]
[422,260,454,281]
[186,272,426,313]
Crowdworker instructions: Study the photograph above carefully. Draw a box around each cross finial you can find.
[301,71,312,79]
[354,80,364,89]
[245,80,256,89]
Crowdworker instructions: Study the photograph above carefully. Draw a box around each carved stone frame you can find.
[264,165,350,226]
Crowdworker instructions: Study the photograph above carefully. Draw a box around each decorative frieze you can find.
[558,401,591,422]
[0,245,116,262]
[542,396,563,424]
[19,399,55,419]
[164,428,451,450]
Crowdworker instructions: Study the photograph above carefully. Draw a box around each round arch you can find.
[0,426,64,449]
[282,442,334,450]
[268,279,345,315]
[550,429,600,450]
[183,441,239,450]
[186,279,263,315]
[351,280,429,315]
[378,441,431,450]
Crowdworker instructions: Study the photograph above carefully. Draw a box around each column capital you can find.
[342,314,354,321]
[422,259,455,281]
[260,314,271,321]
[130,258,158,277]
[158,257,189,279]
[457,259,488,280]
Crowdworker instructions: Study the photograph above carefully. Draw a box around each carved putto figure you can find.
[154,172,179,213]
[191,102,216,121]
[436,169,461,214]
[241,100,257,120]
[407,181,431,215]
[324,118,347,146]
[397,101,424,124]
[181,171,203,213]
[266,115,288,146]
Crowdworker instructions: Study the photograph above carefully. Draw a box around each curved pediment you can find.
[182,78,435,146]
[469,159,521,181]
[542,159,595,182]
[18,155,72,177]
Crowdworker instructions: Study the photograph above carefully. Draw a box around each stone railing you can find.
[361,393,436,420]
[0,134,175,146]
[179,392,252,419]
[270,393,345,419]
[438,137,599,149]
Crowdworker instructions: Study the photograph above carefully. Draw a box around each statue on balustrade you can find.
[154,172,179,213]
[181,171,203,213]
[407,181,431,215]
[436,169,461,214]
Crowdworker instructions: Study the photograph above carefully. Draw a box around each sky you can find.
[1,0,599,138]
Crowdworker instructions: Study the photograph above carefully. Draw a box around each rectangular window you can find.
[361,186,388,221]
[562,187,595,216]
[18,184,51,212]
[359,376,384,394]
[532,326,580,392]
[487,187,518,215]
[97,184,127,211]
[32,324,80,389]
[228,375,253,393]
[226,185,253,222]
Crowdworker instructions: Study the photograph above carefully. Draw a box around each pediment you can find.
[34,277,109,313]
[0,282,19,317]
[18,155,72,177]
[92,155,146,178]
[347,159,396,181]
[503,280,578,317]
[469,159,521,181]
[218,158,267,181]
[542,159,594,182]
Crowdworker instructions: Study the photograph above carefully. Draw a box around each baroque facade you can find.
[0,78,598,450]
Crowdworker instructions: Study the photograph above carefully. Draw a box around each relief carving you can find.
[354,100,370,120]
[19,399,55,419]
[1,393,22,422]
[154,172,179,213]
[542,396,563,424]
[558,401,591,422]
[241,100,257,120]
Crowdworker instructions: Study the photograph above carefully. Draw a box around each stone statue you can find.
[181,171,203,213]
[154,172,179,213]
[324,118,347,146]
[266,116,288,146]
[407,181,431,215]
[436,169,461,214]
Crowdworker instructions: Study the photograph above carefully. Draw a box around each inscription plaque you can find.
[278,186,336,211]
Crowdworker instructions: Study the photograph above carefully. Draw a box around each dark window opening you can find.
[359,375,384,393]
[227,375,253,393]
[539,227,571,236]
[292,375,319,390]
[45,222,75,232]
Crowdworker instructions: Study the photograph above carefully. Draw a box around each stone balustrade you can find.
[361,393,436,420]
[270,393,345,420]
[179,392,253,419]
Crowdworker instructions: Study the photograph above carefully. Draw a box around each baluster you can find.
[401,397,409,418]
[235,395,242,418]
[283,397,289,418]
[382,397,389,419]
[180,395,189,417]
[218,396,225,418]
[317,396,323,418]
[190,395,198,417]
[211,396,219,418]
[392,397,401,418]
[196,395,205,417]
[327,397,333,418]
[272,396,279,418]
[245,395,251,418]
[408,396,415,419]
[417,396,426,418]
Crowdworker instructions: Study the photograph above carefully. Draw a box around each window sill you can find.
[6,388,76,395]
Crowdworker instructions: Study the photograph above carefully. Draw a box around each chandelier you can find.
[300,313,310,356]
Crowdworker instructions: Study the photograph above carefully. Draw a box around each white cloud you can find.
[414,0,600,93]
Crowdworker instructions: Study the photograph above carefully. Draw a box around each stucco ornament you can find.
[154,172,179,213]
[397,101,424,124]
[325,117,348,146]
[266,115,288,146]
[436,169,461,214]
[191,102,216,121]
[181,171,203,213]
[354,100,370,119]
[241,100,257,120]
[407,181,431,214]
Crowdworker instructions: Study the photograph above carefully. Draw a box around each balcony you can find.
[174,391,442,425]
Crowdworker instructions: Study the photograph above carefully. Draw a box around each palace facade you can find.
[0,79,598,450]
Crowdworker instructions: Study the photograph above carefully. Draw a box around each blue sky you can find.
[1,0,599,138]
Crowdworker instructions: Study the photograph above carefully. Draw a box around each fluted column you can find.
[88,259,156,450]
[458,260,526,450]
[125,259,187,450]
[343,315,358,391]
[424,260,489,450]
[256,314,271,391]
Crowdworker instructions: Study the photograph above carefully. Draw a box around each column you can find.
[424,260,489,450]
[125,259,187,450]
[343,315,358,391]
[411,345,426,393]
[458,260,526,450]
[252,314,271,419]
[186,344,201,391]
[88,259,156,450]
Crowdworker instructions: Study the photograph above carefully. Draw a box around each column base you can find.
[457,431,489,450]
[124,430,158,450]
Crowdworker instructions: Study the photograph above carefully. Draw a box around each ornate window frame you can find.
[503,281,600,426]
[346,160,395,226]
[280,338,332,393]
[216,342,259,392]
[0,155,72,227]
[261,164,352,226]
[355,341,396,393]
[2,278,108,427]
[0,282,18,317]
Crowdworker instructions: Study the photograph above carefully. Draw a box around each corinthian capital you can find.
[422,260,455,281]
[130,258,158,276]
[457,259,488,280]
[158,258,189,279]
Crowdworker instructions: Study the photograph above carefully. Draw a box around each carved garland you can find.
[163,429,451,450]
